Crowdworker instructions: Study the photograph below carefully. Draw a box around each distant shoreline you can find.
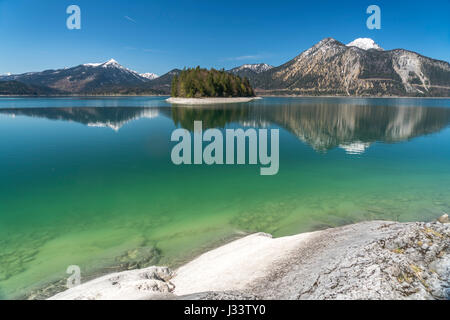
[258,94,450,99]
[0,94,168,98]
[0,94,449,99]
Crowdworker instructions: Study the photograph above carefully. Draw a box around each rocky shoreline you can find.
[49,217,449,300]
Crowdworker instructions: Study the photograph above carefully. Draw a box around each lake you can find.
[1,96,449,299]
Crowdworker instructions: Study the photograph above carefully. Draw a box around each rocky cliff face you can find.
[251,38,450,97]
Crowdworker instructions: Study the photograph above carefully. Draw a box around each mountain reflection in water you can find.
[1,102,450,154]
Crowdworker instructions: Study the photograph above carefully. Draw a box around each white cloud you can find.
[225,55,263,61]
[124,16,137,23]
[143,49,165,53]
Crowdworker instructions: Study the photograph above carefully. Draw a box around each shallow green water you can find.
[1,97,450,299]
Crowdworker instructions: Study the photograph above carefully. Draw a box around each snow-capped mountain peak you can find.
[347,38,383,51]
[233,63,273,74]
[140,72,159,80]
[102,58,120,67]
[83,59,123,69]
[83,62,102,67]
[80,59,158,82]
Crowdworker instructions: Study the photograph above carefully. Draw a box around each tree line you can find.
[171,67,255,98]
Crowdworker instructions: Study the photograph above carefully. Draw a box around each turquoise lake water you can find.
[0,96,449,299]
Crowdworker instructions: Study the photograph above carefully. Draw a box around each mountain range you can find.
[1,38,449,97]
[228,63,274,79]
[0,59,166,95]
[242,38,450,97]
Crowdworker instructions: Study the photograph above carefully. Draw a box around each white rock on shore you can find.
[166,97,260,105]
[49,220,450,300]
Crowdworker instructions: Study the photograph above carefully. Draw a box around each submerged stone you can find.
[438,214,449,224]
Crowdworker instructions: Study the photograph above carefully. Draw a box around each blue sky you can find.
[0,0,449,75]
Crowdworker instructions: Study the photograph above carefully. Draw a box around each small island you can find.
[167,67,259,105]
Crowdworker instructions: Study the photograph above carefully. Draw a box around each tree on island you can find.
[171,67,255,98]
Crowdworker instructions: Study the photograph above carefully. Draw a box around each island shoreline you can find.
[166,97,260,105]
